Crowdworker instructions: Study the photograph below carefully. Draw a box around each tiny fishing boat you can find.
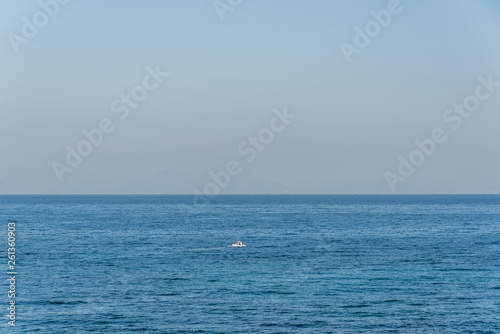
[231,240,246,247]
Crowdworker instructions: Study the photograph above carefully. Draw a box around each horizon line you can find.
[1,193,499,196]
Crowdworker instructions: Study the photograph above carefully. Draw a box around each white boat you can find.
[231,240,246,247]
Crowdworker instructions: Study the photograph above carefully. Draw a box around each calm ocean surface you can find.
[0,195,499,333]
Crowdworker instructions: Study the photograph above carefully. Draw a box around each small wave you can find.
[162,277,188,281]
[25,300,87,305]
[259,323,278,327]
[109,314,126,319]
[261,290,295,295]
[48,300,87,305]
[340,303,370,308]
[190,246,231,251]
[286,323,307,328]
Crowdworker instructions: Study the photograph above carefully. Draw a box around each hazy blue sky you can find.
[1,0,500,194]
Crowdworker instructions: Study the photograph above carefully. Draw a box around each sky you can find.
[1,0,500,194]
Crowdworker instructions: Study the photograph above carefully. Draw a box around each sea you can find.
[0,195,499,333]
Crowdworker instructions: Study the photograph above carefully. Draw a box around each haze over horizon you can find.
[1,0,500,194]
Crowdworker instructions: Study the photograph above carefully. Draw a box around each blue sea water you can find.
[0,195,499,333]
